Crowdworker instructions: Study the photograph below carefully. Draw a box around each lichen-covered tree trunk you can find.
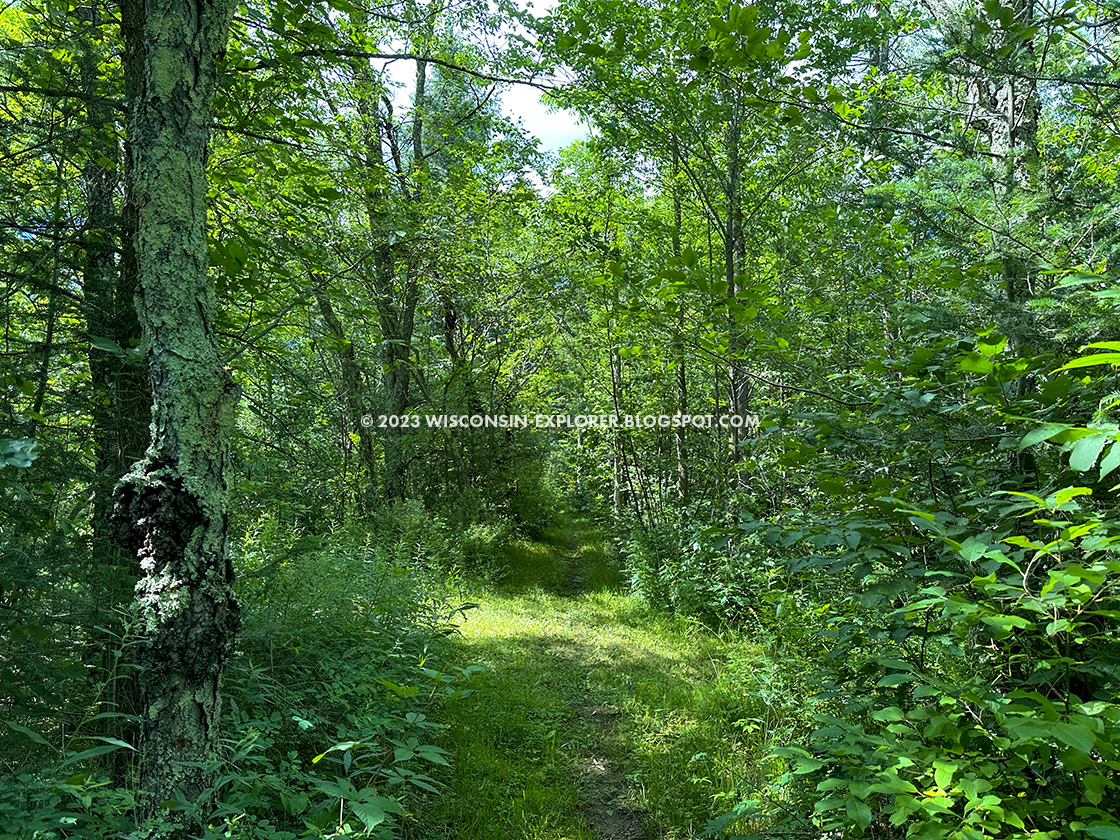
[112,0,240,832]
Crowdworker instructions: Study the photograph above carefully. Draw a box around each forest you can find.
[4,0,1120,836]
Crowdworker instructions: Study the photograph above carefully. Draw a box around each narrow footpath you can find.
[403,519,743,840]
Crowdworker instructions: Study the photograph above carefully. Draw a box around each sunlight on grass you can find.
[403,518,773,840]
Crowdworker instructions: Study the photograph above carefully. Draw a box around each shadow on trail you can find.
[441,625,682,840]
[408,521,721,839]
[486,521,627,599]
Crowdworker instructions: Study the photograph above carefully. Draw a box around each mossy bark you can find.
[113,0,239,832]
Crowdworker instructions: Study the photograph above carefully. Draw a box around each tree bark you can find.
[345,19,418,503]
[670,141,689,510]
[723,104,751,481]
[314,287,378,513]
[937,0,1040,304]
[112,0,240,832]
[79,0,152,779]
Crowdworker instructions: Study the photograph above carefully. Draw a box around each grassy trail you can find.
[405,519,756,840]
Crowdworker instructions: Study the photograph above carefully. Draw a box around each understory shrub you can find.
[623,519,792,629]
[770,490,1120,839]
[211,519,477,838]
[458,518,517,581]
[705,486,1120,839]
[0,514,480,839]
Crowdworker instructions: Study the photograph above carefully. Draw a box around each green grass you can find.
[402,518,775,840]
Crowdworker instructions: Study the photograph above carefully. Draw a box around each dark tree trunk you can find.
[78,0,151,780]
[314,288,378,513]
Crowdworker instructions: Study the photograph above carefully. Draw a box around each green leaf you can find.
[86,712,142,723]
[1053,721,1096,753]
[977,334,1007,357]
[90,336,125,354]
[415,744,451,765]
[1100,443,1120,480]
[1054,486,1093,508]
[933,758,957,789]
[58,743,130,768]
[958,536,989,562]
[1070,434,1110,472]
[352,793,404,830]
[846,797,873,829]
[793,757,825,773]
[871,706,905,721]
[352,800,388,829]
[981,614,1033,636]
[0,438,42,468]
[312,741,358,763]
[869,775,920,795]
[1057,272,1105,288]
[959,352,993,374]
[91,736,136,751]
[1055,353,1120,372]
[6,722,51,747]
[378,679,419,698]
[1020,423,1069,449]
[1085,826,1120,840]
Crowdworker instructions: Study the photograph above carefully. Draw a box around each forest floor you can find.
[404,517,758,840]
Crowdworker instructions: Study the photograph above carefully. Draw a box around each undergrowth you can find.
[0,505,480,839]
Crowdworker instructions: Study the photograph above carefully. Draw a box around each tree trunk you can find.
[610,343,626,522]
[314,288,378,514]
[938,0,1040,304]
[375,243,418,502]
[344,22,419,503]
[79,1,151,780]
[112,0,240,832]
[670,141,689,511]
[723,105,750,481]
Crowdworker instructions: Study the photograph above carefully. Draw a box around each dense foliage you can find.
[5,0,1120,836]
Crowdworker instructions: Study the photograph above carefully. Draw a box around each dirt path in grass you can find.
[574,703,646,839]
[559,531,647,839]
[406,518,732,840]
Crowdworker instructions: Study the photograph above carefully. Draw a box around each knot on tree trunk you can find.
[112,457,200,563]
[111,455,240,681]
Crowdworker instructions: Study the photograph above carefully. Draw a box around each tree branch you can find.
[232,48,559,92]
